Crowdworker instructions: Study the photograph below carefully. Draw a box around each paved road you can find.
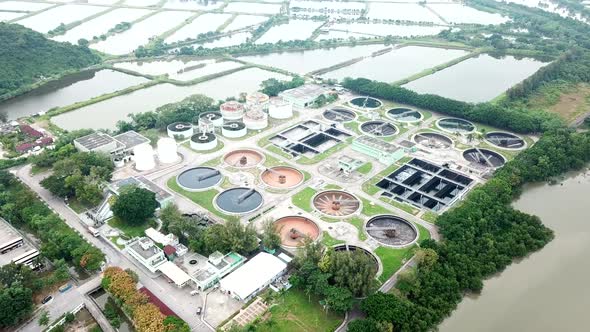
[14,165,212,332]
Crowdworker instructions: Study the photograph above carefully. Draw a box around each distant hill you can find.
[0,23,101,98]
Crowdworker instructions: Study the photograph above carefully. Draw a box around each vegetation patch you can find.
[253,289,344,332]
[374,246,415,283]
[321,232,345,247]
[291,187,317,212]
[167,177,227,219]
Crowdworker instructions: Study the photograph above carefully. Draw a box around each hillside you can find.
[0,23,101,98]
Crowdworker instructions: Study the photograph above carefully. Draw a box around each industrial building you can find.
[0,218,40,270]
[126,237,168,273]
[73,131,150,162]
[219,252,287,302]
[190,251,246,290]
[278,84,328,109]
[110,176,174,208]
[352,135,405,164]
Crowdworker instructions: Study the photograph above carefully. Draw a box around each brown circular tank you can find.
[223,149,264,168]
[261,166,304,189]
[274,216,320,247]
[313,190,361,217]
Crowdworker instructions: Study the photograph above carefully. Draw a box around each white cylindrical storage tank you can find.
[243,109,268,130]
[220,101,245,120]
[246,92,270,112]
[167,122,193,139]
[199,111,223,128]
[133,144,155,171]
[157,138,179,164]
[190,132,218,151]
[269,98,293,119]
[222,121,247,138]
[113,157,125,168]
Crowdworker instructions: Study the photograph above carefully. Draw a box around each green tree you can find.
[261,218,281,250]
[38,310,50,326]
[112,187,157,225]
[0,283,33,327]
[324,286,353,313]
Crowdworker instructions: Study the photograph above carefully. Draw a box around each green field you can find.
[254,289,343,332]
[291,187,317,212]
[375,246,415,283]
[321,231,345,247]
[107,217,156,238]
[166,177,228,219]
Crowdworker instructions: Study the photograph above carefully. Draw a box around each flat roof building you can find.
[279,84,328,109]
[352,135,405,165]
[192,251,245,290]
[110,176,174,208]
[0,218,39,269]
[73,130,149,156]
[220,252,287,302]
[126,237,167,273]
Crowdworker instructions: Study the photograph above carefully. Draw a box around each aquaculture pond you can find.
[91,10,193,55]
[52,8,152,44]
[324,46,469,83]
[51,68,289,130]
[237,44,384,75]
[0,69,148,120]
[403,54,546,102]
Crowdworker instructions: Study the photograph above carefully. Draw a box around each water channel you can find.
[440,168,590,332]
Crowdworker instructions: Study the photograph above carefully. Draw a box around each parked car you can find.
[42,296,53,305]
[196,307,202,315]
[190,290,199,296]
[58,283,72,293]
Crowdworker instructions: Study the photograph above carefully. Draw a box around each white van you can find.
[88,226,100,237]
[190,290,199,296]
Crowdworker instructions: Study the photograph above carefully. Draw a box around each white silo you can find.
[157,138,179,164]
[269,98,293,119]
[133,144,155,171]
[243,109,268,130]
[246,92,270,112]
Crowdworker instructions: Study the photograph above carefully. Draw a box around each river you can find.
[440,167,590,332]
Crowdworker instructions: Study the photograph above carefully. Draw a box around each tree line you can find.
[342,77,562,133]
[0,171,105,271]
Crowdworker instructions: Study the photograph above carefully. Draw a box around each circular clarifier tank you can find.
[333,244,380,275]
[463,148,506,167]
[349,97,382,110]
[223,149,264,168]
[365,215,418,247]
[386,107,423,122]
[360,120,398,137]
[413,132,453,149]
[176,167,222,191]
[436,118,476,134]
[274,216,320,248]
[312,190,361,217]
[215,187,263,215]
[485,132,526,150]
[323,108,356,122]
[261,166,304,189]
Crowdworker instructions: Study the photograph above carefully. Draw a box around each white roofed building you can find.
[219,252,287,302]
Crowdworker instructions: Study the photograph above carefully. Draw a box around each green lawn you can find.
[66,197,94,214]
[254,289,344,332]
[346,217,367,241]
[321,232,345,247]
[202,156,223,167]
[291,187,317,212]
[416,223,431,243]
[323,184,342,190]
[166,176,228,219]
[107,217,156,238]
[421,211,438,223]
[374,246,415,283]
[361,198,392,216]
[356,162,373,175]
[263,152,284,167]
